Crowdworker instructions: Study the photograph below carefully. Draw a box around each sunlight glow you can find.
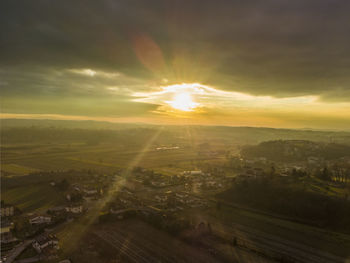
[167,92,199,111]
[133,82,319,111]
[68,68,96,76]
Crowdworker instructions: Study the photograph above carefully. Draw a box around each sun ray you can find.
[57,127,164,253]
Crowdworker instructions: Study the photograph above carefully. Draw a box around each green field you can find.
[2,183,66,213]
[1,143,222,175]
[1,163,39,175]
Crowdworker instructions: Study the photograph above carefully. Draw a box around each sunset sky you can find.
[1,0,350,129]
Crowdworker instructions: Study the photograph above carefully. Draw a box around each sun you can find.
[167,92,199,111]
[133,83,203,112]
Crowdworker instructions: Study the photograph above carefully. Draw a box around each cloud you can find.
[1,95,159,117]
[1,0,350,101]
[0,66,159,117]
[0,0,349,128]
[0,66,148,97]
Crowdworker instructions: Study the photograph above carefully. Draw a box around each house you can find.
[308,156,320,165]
[183,171,204,176]
[32,234,59,253]
[82,188,99,201]
[29,215,52,225]
[65,204,83,214]
[279,173,289,177]
[1,205,14,217]
[234,174,256,182]
[257,157,267,163]
[175,193,186,199]
[1,221,14,243]
[47,206,66,215]
[253,167,264,176]
[83,188,98,195]
[154,195,167,203]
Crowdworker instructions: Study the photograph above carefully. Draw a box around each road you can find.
[3,218,74,263]
[14,255,41,263]
[3,240,33,263]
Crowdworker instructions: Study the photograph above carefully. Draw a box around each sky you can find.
[1,0,350,129]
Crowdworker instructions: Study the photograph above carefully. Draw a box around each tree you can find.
[270,164,276,176]
[70,192,83,202]
[143,178,151,186]
[57,178,69,191]
[316,167,332,181]
[14,218,32,239]
[216,201,222,210]
[345,168,350,183]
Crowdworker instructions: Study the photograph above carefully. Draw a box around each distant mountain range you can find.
[1,118,350,146]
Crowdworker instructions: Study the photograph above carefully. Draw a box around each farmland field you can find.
[0,163,38,176]
[206,204,350,258]
[1,142,224,176]
[1,183,66,213]
[57,219,273,263]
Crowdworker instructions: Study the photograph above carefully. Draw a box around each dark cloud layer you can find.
[1,0,350,105]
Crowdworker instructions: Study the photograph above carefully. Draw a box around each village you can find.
[1,165,234,263]
[1,149,350,263]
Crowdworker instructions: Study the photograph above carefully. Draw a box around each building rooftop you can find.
[35,234,58,246]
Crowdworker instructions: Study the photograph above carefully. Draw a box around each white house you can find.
[48,206,66,215]
[83,189,98,195]
[154,195,167,203]
[1,221,14,243]
[183,170,204,176]
[29,215,51,225]
[32,234,59,253]
[1,205,14,217]
[65,204,83,214]
[307,156,320,165]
